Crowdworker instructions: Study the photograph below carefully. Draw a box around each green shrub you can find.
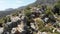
[41,27,52,32]
[24,10,32,17]
[35,18,45,30]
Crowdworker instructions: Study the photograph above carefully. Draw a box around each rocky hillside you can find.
[0,0,60,34]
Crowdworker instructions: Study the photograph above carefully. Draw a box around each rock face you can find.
[0,27,3,34]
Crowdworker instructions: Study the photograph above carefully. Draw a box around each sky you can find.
[0,0,36,10]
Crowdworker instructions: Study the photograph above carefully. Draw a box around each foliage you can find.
[35,18,45,30]
[45,6,52,14]
[0,16,11,24]
[0,18,5,23]
[53,31,60,34]
[12,12,19,16]
[24,10,32,17]
[26,6,31,10]
[6,16,11,22]
[35,5,41,8]
[53,0,60,15]
[40,27,53,32]
[54,0,60,8]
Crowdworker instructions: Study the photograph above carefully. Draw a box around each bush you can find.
[53,0,60,15]
[45,6,52,15]
[24,10,32,17]
[0,18,5,23]
[12,13,19,16]
[54,0,60,8]
[35,18,45,30]
[41,27,52,32]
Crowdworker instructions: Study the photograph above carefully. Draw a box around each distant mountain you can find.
[5,8,14,11]
[0,10,16,18]
[0,6,26,18]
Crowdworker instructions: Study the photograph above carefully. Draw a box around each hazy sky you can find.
[0,0,36,10]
